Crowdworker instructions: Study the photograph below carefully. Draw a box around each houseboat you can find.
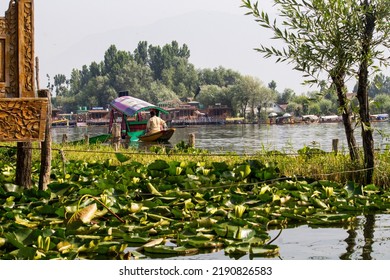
[370,114,389,122]
[87,108,110,126]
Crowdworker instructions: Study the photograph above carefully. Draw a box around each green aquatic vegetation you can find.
[1,157,390,260]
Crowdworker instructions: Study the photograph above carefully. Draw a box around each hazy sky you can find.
[0,0,326,93]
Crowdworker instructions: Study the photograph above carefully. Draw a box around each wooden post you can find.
[112,123,121,151]
[188,133,195,147]
[123,133,130,149]
[35,57,40,90]
[14,0,34,188]
[38,89,51,190]
[84,134,89,145]
[16,142,32,188]
[332,139,339,154]
[62,134,68,144]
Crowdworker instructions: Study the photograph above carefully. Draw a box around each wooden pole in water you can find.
[112,123,121,151]
[38,89,51,190]
[188,133,195,147]
[332,139,339,154]
[84,134,89,145]
[62,134,68,144]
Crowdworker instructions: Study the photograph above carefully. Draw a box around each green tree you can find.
[242,0,390,185]
[369,74,390,97]
[372,94,390,114]
[148,41,197,99]
[278,88,295,104]
[286,101,301,116]
[113,60,154,100]
[268,80,277,91]
[103,45,132,86]
[308,103,320,115]
[232,75,265,120]
[134,41,149,66]
[149,81,179,105]
[195,85,222,109]
[292,95,310,116]
[198,66,241,87]
[53,74,68,96]
[319,99,336,115]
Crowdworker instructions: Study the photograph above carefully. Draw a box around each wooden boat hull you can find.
[138,128,175,142]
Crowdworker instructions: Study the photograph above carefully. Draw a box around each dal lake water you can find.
[51,122,390,260]
[52,122,390,153]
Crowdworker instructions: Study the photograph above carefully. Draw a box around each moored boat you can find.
[138,128,176,142]
[370,113,389,122]
[319,115,342,123]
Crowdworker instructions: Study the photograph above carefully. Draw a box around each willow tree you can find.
[242,0,390,185]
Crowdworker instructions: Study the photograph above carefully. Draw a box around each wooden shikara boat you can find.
[109,95,175,142]
[138,128,176,142]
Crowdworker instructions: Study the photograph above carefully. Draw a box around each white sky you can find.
[0,0,342,94]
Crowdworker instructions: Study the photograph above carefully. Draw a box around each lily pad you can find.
[250,244,279,257]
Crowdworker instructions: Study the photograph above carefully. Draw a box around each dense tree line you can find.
[48,40,390,122]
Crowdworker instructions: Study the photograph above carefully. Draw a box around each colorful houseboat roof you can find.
[110,96,168,116]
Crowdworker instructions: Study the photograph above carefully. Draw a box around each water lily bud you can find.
[130,203,141,213]
[202,169,210,176]
[37,235,43,250]
[325,187,334,198]
[235,205,246,218]
[176,167,183,175]
[44,237,51,252]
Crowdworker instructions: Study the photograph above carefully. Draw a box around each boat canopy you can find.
[110,96,168,116]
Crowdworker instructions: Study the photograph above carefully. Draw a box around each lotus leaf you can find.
[183,240,224,249]
[2,151,390,260]
[250,244,279,257]
[67,203,98,229]
[148,160,170,171]
[234,164,251,179]
[123,235,151,244]
[212,162,229,173]
[115,153,131,163]
[224,245,249,256]
[3,183,21,193]
[143,245,181,254]
[15,215,40,228]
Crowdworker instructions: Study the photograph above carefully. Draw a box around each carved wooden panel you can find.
[0,0,46,142]
[0,17,5,98]
[18,0,35,97]
[0,98,48,141]
[5,0,18,98]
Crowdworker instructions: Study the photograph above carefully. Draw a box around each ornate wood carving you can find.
[0,0,47,142]
[0,98,47,141]
[5,0,18,98]
[18,0,35,97]
[0,18,6,97]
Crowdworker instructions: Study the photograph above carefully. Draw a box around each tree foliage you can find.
[49,38,389,126]
[242,0,390,185]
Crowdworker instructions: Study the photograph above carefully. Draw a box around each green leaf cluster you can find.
[1,157,389,259]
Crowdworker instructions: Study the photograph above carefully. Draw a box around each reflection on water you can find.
[269,214,390,260]
[161,214,390,260]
